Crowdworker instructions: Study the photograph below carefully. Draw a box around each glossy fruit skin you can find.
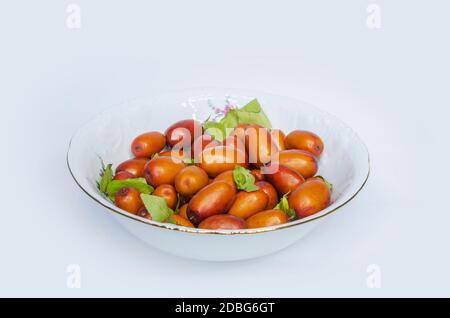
[288,179,331,219]
[255,181,278,209]
[213,170,237,194]
[115,158,149,178]
[113,171,135,181]
[285,130,324,157]
[178,203,189,219]
[187,181,236,225]
[274,149,318,179]
[271,129,286,151]
[228,190,269,219]
[169,215,195,228]
[143,156,186,187]
[230,123,253,141]
[131,131,166,158]
[159,149,191,161]
[199,215,246,230]
[198,146,248,177]
[264,164,305,195]
[246,210,288,229]
[244,126,278,167]
[165,119,203,148]
[223,135,246,152]
[137,206,151,220]
[175,165,209,198]
[192,135,221,159]
[251,169,265,182]
[153,184,178,209]
[115,187,143,214]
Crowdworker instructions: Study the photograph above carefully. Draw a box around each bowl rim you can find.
[67,88,370,235]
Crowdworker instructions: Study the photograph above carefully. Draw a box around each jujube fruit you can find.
[285,130,324,156]
[255,181,278,209]
[165,119,203,148]
[187,181,236,225]
[131,131,166,158]
[115,158,149,178]
[273,149,318,179]
[228,190,269,219]
[199,215,246,230]
[175,166,209,198]
[143,156,185,187]
[115,187,143,214]
[264,164,305,195]
[246,210,288,229]
[288,179,331,219]
[153,184,178,209]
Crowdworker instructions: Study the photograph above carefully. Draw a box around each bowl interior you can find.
[67,88,369,234]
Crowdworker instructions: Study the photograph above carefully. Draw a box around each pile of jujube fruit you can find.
[100,118,332,230]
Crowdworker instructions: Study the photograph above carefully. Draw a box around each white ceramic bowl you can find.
[67,88,369,261]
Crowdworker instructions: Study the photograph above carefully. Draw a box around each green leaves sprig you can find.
[97,162,154,200]
[106,178,154,200]
[140,194,175,223]
[203,99,272,141]
[98,164,113,193]
[274,194,296,219]
[233,166,259,192]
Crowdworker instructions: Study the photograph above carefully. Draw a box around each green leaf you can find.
[235,99,272,129]
[275,194,296,219]
[203,98,272,141]
[203,121,226,142]
[220,109,239,129]
[140,194,174,223]
[98,164,113,194]
[233,166,259,192]
[106,178,154,200]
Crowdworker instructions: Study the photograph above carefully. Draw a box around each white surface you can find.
[0,0,449,296]
[67,89,369,260]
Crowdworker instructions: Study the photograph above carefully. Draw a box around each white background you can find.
[1,0,449,297]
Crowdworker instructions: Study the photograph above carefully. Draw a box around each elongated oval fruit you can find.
[115,158,149,178]
[143,156,186,187]
[285,130,324,156]
[228,190,269,219]
[115,187,143,214]
[213,170,238,194]
[198,146,248,177]
[229,123,253,141]
[222,135,246,152]
[199,215,246,230]
[270,129,286,151]
[288,179,331,219]
[113,171,135,181]
[192,135,221,158]
[273,149,318,179]
[187,181,236,225]
[245,126,278,167]
[255,181,278,209]
[159,149,191,161]
[165,119,203,147]
[153,184,178,209]
[168,215,195,228]
[175,165,209,198]
[246,210,288,229]
[131,131,166,158]
[264,164,305,195]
